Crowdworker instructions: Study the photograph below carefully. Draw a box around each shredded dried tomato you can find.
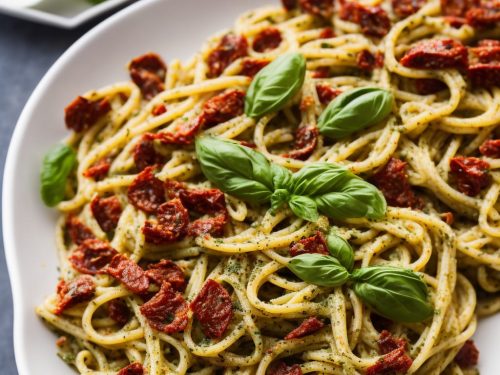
[282,125,319,160]
[240,58,270,77]
[299,0,334,18]
[129,53,167,100]
[268,362,303,375]
[133,134,164,172]
[69,239,118,274]
[108,299,130,325]
[366,330,413,375]
[66,215,95,245]
[117,363,144,375]
[127,166,165,213]
[357,50,384,72]
[455,340,479,368]
[54,275,95,315]
[284,317,324,340]
[207,34,249,78]
[64,96,111,133]
[289,231,329,257]
[449,156,491,196]
[480,139,500,158]
[316,83,342,104]
[83,158,111,181]
[142,199,189,244]
[100,254,150,294]
[145,259,186,292]
[400,39,468,69]
[90,195,122,232]
[392,0,426,17]
[339,2,391,37]
[253,28,283,52]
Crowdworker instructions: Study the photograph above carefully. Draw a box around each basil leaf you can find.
[245,52,306,118]
[271,163,293,190]
[195,137,274,203]
[352,266,433,323]
[270,189,290,213]
[40,144,77,207]
[288,254,351,287]
[315,177,386,220]
[290,162,352,196]
[326,231,354,271]
[288,195,319,222]
[318,87,393,139]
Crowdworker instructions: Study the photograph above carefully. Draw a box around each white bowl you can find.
[2,0,499,373]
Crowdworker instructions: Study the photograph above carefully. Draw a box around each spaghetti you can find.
[36,0,500,374]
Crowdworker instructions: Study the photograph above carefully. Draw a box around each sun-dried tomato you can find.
[145,259,186,292]
[188,213,228,237]
[90,195,122,232]
[300,96,315,111]
[108,298,130,325]
[466,3,500,28]
[83,158,111,181]
[289,231,329,257]
[54,275,95,315]
[441,0,480,17]
[164,179,187,199]
[128,166,165,213]
[282,0,298,10]
[190,279,233,338]
[445,16,467,27]
[207,34,249,78]
[400,39,468,69]
[179,187,227,215]
[133,134,164,172]
[299,0,334,18]
[66,215,95,245]
[371,158,422,208]
[253,28,283,53]
[455,340,479,368]
[100,254,150,294]
[468,41,500,87]
[117,363,144,375]
[366,331,412,375]
[357,50,384,72]
[199,89,245,128]
[319,27,335,39]
[142,199,189,244]
[284,317,324,340]
[440,211,455,225]
[69,239,118,274]
[316,83,342,104]
[480,139,500,158]
[415,79,447,94]
[65,96,111,133]
[152,103,167,116]
[282,125,319,160]
[268,362,303,375]
[339,2,391,37]
[240,58,270,77]
[140,281,188,333]
[129,53,167,100]
[449,156,491,196]
[392,0,426,18]
[312,67,331,78]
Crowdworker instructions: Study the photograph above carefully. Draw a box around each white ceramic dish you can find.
[2,0,499,373]
[0,0,132,28]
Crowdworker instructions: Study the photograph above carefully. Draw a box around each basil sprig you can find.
[287,238,433,322]
[245,52,306,118]
[40,144,77,207]
[352,266,434,323]
[195,137,386,222]
[318,87,393,139]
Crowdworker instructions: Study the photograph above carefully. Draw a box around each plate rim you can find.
[1,0,160,373]
[0,0,132,28]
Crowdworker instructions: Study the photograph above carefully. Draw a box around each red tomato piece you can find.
[253,28,283,52]
[282,0,298,10]
[54,275,95,315]
[90,195,122,232]
[289,231,329,257]
[64,96,111,133]
[366,347,413,374]
[480,139,500,158]
[188,213,228,237]
[151,103,167,116]
[69,239,118,275]
[129,53,167,100]
[319,27,335,38]
[108,298,130,325]
[199,89,246,128]
[468,41,500,87]
[371,158,422,208]
[127,166,165,214]
[392,0,426,18]
[466,3,500,28]
[117,363,144,375]
[339,2,391,37]
[133,134,164,172]
[312,66,331,78]
[455,340,479,368]
[478,39,500,47]
[140,281,188,333]
[449,156,491,196]
[377,330,407,354]
[100,254,150,294]
[282,125,319,160]
[441,0,480,17]
[299,0,334,18]
[284,317,324,340]
[142,199,189,244]
[179,187,227,215]
[240,58,270,77]
[207,34,248,78]
[83,158,111,181]
[66,215,95,245]
[316,83,342,104]
[268,362,303,375]
[400,39,468,69]
[190,279,233,339]
[357,50,384,72]
[145,259,186,292]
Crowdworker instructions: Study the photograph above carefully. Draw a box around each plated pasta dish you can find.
[35,0,500,374]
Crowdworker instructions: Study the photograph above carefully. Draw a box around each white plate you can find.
[2,0,499,373]
[0,0,132,28]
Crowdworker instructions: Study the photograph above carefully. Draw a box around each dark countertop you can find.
[0,8,128,374]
